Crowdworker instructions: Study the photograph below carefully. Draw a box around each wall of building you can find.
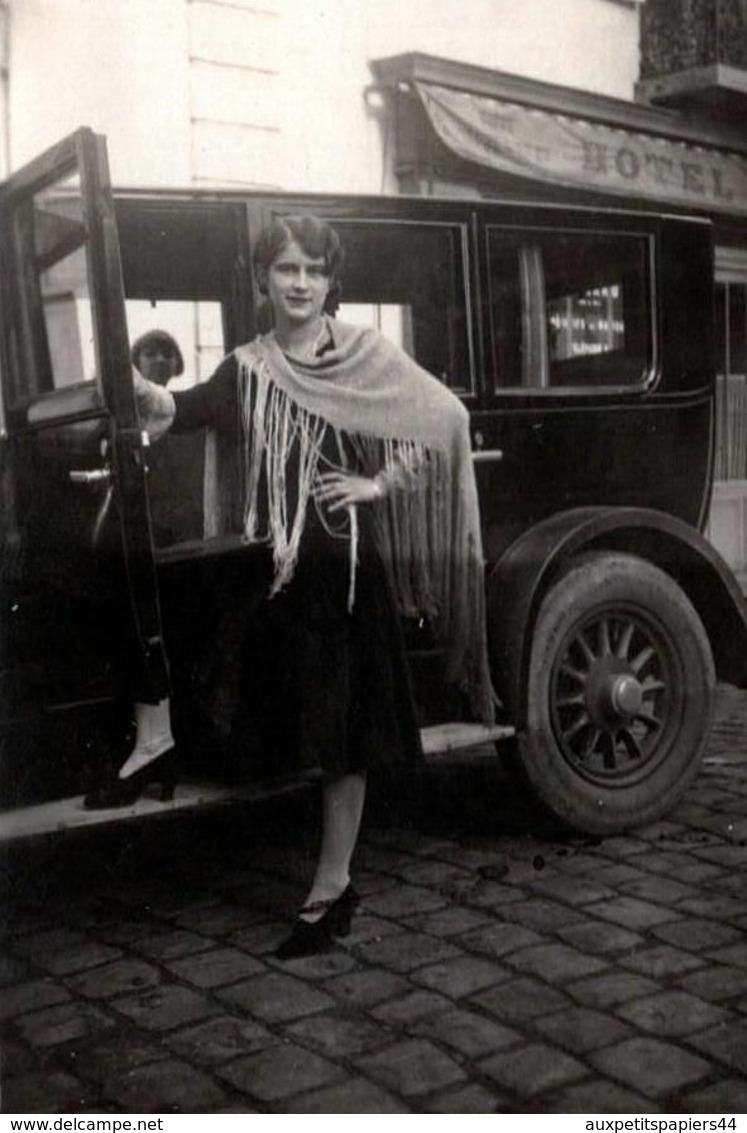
[8,0,644,193]
[9,0,192,185]
[641,0,747,76]
[284,0,645,193]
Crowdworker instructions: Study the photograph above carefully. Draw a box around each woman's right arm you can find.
[135,355,239,440]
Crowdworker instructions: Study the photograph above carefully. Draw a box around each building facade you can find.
[5,0,747,568]
[6,0,645,191]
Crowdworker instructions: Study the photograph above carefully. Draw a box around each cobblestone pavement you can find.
[2,686,747,1114]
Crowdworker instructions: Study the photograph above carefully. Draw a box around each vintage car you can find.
[2,127,747,839]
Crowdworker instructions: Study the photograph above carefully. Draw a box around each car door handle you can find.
[69,468,112,484]
[472,449,504,463]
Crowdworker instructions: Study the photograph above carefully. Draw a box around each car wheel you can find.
[518,552,715,835]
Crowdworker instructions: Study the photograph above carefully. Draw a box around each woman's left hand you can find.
[315,471,383,512]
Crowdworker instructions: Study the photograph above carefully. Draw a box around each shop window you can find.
[487,227,651,392]
[330,218,473,395]
[714,279,747,481]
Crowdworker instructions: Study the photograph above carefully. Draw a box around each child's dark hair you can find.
[253,215,344,313]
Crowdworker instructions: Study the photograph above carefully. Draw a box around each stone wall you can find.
[641,0,747,77]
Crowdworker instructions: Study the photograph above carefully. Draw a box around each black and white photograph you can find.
[2,0,747,1118]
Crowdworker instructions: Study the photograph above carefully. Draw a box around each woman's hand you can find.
[315,471,385,512]
[132,369,176,441]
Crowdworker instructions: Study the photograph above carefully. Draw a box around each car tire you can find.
[517,552,715,835]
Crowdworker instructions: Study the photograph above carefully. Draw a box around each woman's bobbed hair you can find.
[253,215,344,314]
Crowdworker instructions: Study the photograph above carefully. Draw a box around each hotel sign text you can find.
[416,82,747,215]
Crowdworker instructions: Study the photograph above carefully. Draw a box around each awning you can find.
[415,80,747,216]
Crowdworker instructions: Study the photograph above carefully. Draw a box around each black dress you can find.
[168,352,423,776]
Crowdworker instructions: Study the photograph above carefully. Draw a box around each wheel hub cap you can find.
[609,674,644,718]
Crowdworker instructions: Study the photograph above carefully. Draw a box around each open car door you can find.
[0,128,168,746]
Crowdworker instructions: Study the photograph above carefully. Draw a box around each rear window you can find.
[486,227,652,392]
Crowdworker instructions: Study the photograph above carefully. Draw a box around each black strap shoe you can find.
[275,884,360,960]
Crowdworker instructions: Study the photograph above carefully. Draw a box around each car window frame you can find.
[480,215,660,403]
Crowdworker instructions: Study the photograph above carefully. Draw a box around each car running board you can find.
[0,722,515,843]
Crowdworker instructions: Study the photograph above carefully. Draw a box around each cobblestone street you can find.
[2,686,747,1114]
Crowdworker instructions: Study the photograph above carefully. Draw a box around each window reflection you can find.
[548,285,625,361]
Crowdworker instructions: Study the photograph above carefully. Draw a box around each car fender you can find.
[487,506,747,723]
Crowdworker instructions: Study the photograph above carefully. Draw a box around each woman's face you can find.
[265,240,330,328]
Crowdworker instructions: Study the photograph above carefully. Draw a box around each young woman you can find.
[87,215,494,959]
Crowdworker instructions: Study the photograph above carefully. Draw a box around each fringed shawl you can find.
[204,319,495,724]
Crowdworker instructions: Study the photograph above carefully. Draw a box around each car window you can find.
[331,218,474,395]
[126,299,224,387]
[486,227,651,392]
[125,298,226,548]
[8,171,97,403]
